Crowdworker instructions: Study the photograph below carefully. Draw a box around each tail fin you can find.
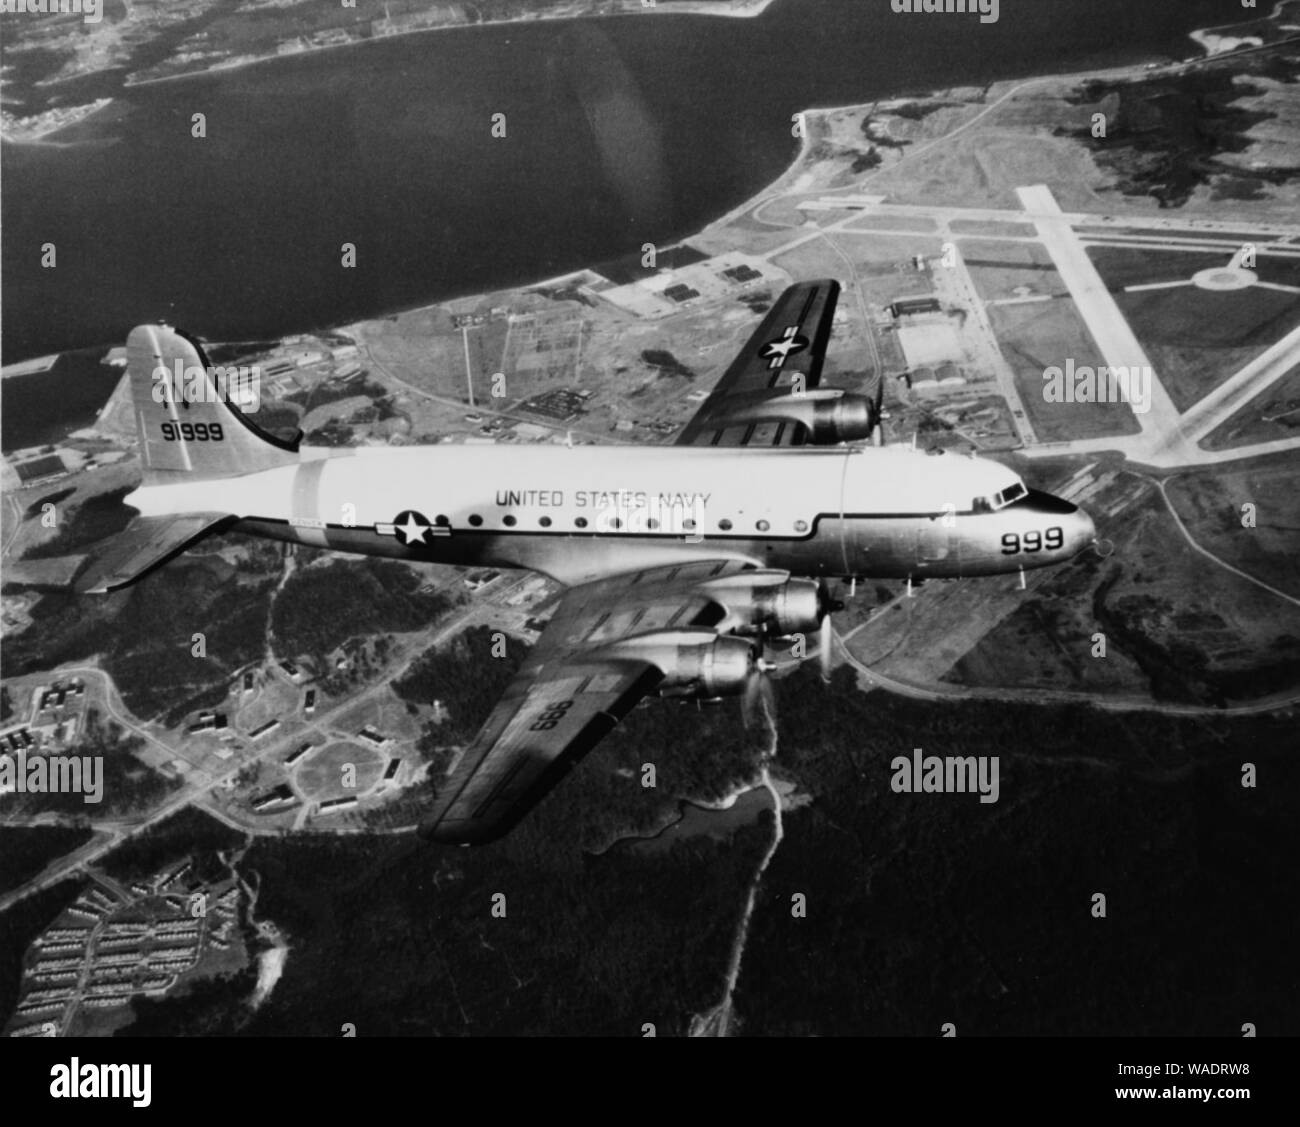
[128,324,301,484]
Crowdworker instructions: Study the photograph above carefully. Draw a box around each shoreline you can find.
[695,17,1300,243]
[118,0,781,90]
[3,7,1290,367]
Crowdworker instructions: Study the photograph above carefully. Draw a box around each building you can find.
[186,711,228,735]
[251,784,297,811]
[889,296,942,319]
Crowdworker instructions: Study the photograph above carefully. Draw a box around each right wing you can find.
[420,559,759,844]
[676,279,841,447]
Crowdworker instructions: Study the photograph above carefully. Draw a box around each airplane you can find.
[77,280,1096,844]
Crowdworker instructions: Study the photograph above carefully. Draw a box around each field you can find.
[1087,246,1300,292]
[987,301,1141,442]
[1203,364,1300,449]
[1087,246,1300,411]
[961,238,1066,303]
[1091,483,1300,703]
[294,742,387,802]
[844,214,939,233]
[949,220,1037,238]
[1164,457,1300,603]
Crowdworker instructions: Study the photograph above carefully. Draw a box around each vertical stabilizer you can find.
[128,324,301,484]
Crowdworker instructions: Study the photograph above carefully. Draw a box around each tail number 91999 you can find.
[161,422,223,442]
[1002,527,1064,555]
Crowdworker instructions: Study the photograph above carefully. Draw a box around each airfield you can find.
[2,35,1299,1035]
[261,49,1299,712]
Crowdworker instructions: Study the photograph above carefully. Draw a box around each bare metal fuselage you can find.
[130,442,1095,585]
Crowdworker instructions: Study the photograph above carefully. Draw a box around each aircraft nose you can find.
[1022,489,1095,556]
[1072,507,1096,555]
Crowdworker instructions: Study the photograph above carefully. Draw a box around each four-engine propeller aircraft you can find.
[78,280,1095,843]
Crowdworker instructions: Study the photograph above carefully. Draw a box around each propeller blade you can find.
[819,612,835,683]
[871,376,885,446]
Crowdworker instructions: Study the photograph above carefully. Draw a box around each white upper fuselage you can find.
[126,440,1094,586]
[130,442,1022,533]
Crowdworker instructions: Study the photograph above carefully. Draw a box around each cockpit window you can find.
[973,496,993,513]
[994,482,1027,509]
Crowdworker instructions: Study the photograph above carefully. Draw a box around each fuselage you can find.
[129,442,1095,585]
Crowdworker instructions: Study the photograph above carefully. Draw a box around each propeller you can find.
[816,580,844,683]
[870,375,885,447]
[819,613,836,683]
[740,580,844,728]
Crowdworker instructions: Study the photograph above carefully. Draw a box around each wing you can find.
[676,279,841,447]
[420,559,758,844]
[74,513,231,594]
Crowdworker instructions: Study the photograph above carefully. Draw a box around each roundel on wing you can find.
[760,333,809,363]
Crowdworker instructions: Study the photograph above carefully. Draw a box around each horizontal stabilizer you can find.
[74,513,230,594]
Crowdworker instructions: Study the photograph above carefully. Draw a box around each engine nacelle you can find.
[702,572,824,637]
[708,389,878,445]
[597,630,757,700]
[805,394,877,445]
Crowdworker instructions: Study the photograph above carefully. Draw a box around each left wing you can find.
[74,513,232,594]
[421,560,760,844]
[676,279,841,447]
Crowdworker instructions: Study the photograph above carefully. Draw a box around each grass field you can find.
[294,741,386,802]
[961,238,1066,303]
[1165,457,1300,602]
[1088,246,1300,411]
[1203,364,1300,450]
[988,300,1141,442]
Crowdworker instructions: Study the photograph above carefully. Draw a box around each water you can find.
[1,351,124,452]
[2,0,1233,407]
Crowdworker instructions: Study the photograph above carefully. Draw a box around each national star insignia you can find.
[376,510,436,546]
[760,326,810,369]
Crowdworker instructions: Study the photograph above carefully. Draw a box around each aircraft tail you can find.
[127,323,302,485]
[75,325,304,593]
